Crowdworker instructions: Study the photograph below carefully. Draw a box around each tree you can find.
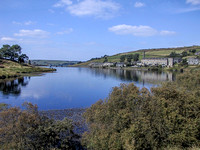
[181,51,188,57]
[169,52,180,58]
[103,57,108,63]
[18,54,29,63]
[0,44,21,60]
[126,54,133,63]
[120,55,126,62]
[0,44,11,59]
[133,54,139,61]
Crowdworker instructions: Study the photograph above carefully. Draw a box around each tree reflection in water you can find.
[0,77,30,96]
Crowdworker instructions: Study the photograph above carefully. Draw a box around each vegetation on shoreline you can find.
[0,102,83,149]
[0,44,56,79]
[0,59,56,79]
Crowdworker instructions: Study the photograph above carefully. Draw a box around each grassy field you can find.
[72,46,200,67]
[0,59,56,79]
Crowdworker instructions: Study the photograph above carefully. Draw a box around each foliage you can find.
[0,44,22,60]
[133,53,139,61]
[120,55,126,62]
[126,54,133,63]
[181,51,188,57]
[0,102,81,150]
[18,54,29,63]
[83,71,200,149]
[169,52,181,58]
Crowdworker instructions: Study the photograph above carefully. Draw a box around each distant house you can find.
[195,51,200,56]
[173,57,182,64]
[116,62,126,67]
[89,62,115,68]
[141,58,173,67]
[102,62,114,67]
[187,58,200,65]
[88,62,104,68]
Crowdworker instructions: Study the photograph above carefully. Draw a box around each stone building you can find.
[141,58,174,67]
[116,62,126,67]
[187,58,200,65]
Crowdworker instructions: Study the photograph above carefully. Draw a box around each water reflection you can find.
[0,77,30,96]
[0,68,177,110]
[80,68,175,84]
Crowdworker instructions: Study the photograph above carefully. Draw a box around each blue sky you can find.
[0,0,200,61]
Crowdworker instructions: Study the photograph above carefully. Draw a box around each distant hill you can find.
[31,60,79,67]
[73,46,200,67]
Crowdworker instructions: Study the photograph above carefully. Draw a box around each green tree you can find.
[0,44,22,60]
[120,55,126,62]
[181,51,188,57]
[103,57,108,63]
[18,54,29,63]
[169,52,180,58]
[126,54,133,63]
[133,54,139,61]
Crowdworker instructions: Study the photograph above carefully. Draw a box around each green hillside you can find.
[73,46,200,67]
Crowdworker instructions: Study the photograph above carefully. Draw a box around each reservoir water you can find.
[0,67,175,110]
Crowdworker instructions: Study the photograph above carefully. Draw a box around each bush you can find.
[83,71,200,149]
[0,102,82,149]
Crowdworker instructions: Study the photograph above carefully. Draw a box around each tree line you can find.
[0,44,29,63]
[120,54,139,63]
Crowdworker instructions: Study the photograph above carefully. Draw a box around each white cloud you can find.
[0,37,18,42]
[109,25,158,37]
[53,0,120,19]
[109,24,176,37]
[56,28,73,35]
[186,0,200,5]
[12,21,35,26]
[53,0,73,7]
[134,2,145,8]
[14,29,50,38]
[160,30,176,35]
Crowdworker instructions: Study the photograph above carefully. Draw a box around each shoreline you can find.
[0,59,56,79]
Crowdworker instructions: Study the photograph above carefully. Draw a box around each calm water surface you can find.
[0,67,175,110]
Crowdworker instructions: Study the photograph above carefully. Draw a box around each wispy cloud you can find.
[53,0,120,19]
[186,0,200,5]
[14,29,50,38]
[56,28,73,35]
[12,21,35,26]
[0,37,19,42]
[53,0,72,7]
[109,24,176,37]
[160,30,176,36]
[134,2,145,8]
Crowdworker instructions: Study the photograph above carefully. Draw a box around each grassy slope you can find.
[0,59,56,78]
[73,46,200,67]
